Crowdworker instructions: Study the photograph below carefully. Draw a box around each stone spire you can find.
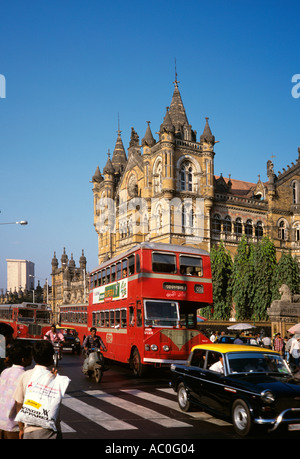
[51,251,58,273]
[200,117,215,145]
[111,120,127,174]
[92,165,103,183]
[168,78,189,134]
[142,121,156,147]
[160,107,175,134]
[61,247,68,268]
[79,249,87,270]
[103,150,115,175]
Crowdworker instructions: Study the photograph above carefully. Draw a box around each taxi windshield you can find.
[227,352,291,375]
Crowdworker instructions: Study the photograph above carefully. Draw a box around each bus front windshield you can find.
[144,300,179,327]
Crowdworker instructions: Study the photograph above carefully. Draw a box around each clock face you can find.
[128,174,138,197]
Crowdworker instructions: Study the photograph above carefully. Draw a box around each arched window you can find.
[293,222,300,242]
[224,216,232,234]
[212,214,221,232]
[255,221,263,239]
[180,161,194,191]
[292,180,299,205]
[182,204,195,234]
[156,205,163,233]
[153,161,162,193]
[234,218,243,236]
[245,219,253,236]
[278,220,288,240]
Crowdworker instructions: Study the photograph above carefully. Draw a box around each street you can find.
[55,352,298,443]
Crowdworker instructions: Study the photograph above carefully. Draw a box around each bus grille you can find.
[160,329,200,350]
[28,324,42,336]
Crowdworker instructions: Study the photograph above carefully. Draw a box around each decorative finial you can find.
[117,113,121,134]
[174,58,179,86]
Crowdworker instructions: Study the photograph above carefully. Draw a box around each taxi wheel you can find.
[177,382,191,412]
[232,399,252,436]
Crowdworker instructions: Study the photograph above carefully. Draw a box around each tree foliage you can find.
[251,237,277,320]
[271,251,300,300]
[209,236,298,321]
[231,235,253,320]
[210,241,233,319]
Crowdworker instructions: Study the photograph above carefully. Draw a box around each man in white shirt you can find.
[209,355,224,373]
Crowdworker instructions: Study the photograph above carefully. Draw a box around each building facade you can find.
[50,248,88,323]
[92,79,300,264]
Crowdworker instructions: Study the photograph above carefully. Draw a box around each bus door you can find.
[136,300,143,328]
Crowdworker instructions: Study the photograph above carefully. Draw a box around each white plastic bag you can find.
[15,366,70,431]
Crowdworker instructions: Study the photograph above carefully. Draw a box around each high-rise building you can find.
[6,259,35,292]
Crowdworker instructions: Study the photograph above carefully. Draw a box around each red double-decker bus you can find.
[0,302,51,341]
[89,242,212,376]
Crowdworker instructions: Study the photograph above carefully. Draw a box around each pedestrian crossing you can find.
[60,387,231,434]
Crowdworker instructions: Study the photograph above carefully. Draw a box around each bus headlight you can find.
[151,344,158,351]
[163,345,170,352]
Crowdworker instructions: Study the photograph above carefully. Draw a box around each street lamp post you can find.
[0,221,28,225]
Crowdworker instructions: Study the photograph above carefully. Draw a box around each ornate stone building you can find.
[92,79,300,264]
[50,248,88,322]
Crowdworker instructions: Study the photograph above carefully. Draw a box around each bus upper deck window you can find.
[101,270,106,285]
[105,267,111,284]
[128,254,135,276]
[136,253,141,273]
[122,259,128,277]
[180,255,203,276]
[152,252,176,273]
[111,264,116,282]
[96,272,100,287]
[116,261,121,280]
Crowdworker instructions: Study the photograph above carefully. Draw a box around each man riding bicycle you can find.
[44,325,65,360]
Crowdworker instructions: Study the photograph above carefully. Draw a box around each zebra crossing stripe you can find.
[157,388,231,426]
[62,394,137,431]
[85,390,191,428]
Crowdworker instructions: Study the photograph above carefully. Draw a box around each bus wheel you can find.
[132,348,146,377]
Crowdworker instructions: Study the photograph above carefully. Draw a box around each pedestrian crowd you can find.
[0,326,70,440]
[209,330,300,366]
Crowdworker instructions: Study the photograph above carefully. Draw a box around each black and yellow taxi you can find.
[56,326,81,355]
[170,343,300,436]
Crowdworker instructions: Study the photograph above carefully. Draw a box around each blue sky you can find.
[1,0,300,290]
